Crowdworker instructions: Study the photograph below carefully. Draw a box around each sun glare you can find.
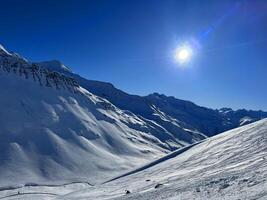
[174,45,192,64]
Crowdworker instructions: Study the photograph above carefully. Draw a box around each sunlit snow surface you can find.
[0,69,169,188]
[0,119,266,200]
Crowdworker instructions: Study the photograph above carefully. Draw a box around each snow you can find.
[36,60,72,73]
[0,44,11,55]
[240,116,253,126]
[59,119,267,200]
[0,119,265,199]
[0,72,172,187]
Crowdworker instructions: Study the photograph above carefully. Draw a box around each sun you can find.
[174,45,192,64]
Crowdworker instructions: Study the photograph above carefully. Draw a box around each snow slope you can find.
[61,118,267,200]
[1,118,265,199]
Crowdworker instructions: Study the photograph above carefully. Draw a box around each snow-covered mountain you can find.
[0,45,187,188]
[60,118,267,200]
[0,44,266,195]
[35,60,267,138]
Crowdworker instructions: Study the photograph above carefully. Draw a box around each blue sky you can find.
[1,0,267,111]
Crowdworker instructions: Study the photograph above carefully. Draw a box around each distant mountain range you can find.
[36,59,267,139]
[0,44,266,188]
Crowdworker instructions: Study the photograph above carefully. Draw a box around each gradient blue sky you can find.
[1,0,267,110]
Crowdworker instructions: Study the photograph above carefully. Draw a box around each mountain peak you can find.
[0,44,11,55]
[148,92,166,99]
[35,60,72,73]
[219,107,234,114]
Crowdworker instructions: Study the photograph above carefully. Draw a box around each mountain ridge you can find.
[1,43,266,138]
[34,58,267,137]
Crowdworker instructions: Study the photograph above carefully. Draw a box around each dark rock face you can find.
[0,51,78,92]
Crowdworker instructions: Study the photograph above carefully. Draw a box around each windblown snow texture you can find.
[61,119,267,200]
[1,119,265,200]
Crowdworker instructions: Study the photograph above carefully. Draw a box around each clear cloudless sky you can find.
[0,0,267,111]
